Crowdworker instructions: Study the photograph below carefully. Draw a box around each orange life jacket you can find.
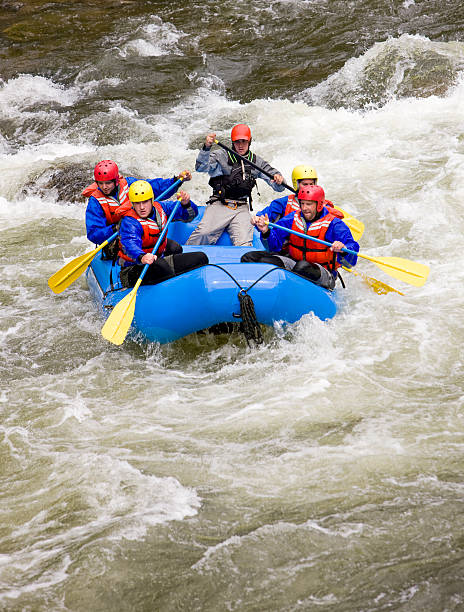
[283,195,337,218]
[84,177,131,224]
[283,194,300,217]
[82,173,124,198]
[279,199,342,254]
[288,208,343,270]
[118,202,168,263]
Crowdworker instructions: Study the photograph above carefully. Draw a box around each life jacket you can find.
[278,199,341,253]
[84,176,131,224]
[278,196,337,221]
[82,173,124,198]
[282,194,300,218]
[118,202,168,263]
[288,207,344,270]
[275,196,301,254]
[209,150,257,204]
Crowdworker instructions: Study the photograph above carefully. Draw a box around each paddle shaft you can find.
[100,230,119,248]
[137,200,181,283]
[267,221,357,256]
[214,140,294,193]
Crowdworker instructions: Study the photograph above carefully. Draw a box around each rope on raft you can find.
[238,289,263,346]
[205,264,282,347]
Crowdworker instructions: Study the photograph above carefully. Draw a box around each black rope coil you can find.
[204,264,279,347]
[238,289,263,346]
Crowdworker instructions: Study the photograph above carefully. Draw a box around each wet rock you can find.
[21,164,93,203]
[0,1,23,11]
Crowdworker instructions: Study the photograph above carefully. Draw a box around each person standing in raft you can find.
[118,180,208,288]
[186,124,285,247]
[251,164,337,225]
[241,185,359,290]
[84,159,191,258]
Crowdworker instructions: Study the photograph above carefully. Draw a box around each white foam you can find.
[1,39,463,607]
[299,34,464,108]
[70,453,201,539]
[0,195,83,227]
[118,16,188,58]
[0,74,79,113]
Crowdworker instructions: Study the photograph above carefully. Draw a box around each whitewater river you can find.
[1,1,464,610]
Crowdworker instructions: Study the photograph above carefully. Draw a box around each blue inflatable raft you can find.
[86,208,338,344]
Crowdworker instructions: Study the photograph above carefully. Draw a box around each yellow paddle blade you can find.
[101,278,142,345]
[342,266,404,295]
[334,207,365,242]
[358,254,429,287]
[48,246,105,294]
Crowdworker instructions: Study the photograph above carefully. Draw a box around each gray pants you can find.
[186,201,253,246]
[280,257,335,290]
[240,250,336,290]
[282,257,336,289]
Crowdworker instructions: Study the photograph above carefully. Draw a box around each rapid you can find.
[1,1,464,610]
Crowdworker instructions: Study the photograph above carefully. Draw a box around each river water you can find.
[1,1,464,610]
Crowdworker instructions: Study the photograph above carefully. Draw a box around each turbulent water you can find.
[1,1,464,610]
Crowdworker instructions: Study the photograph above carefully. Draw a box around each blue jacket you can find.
[255,195,291,222]
[262,208,359,274]
[119,199,198,265]
[85,176,180,245]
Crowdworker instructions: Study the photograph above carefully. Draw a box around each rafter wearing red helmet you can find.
[241,184,359,290]
[251,164,335,226]
[83,159,192,258]
[186,124,285,247]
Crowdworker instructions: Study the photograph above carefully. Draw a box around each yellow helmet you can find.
[291,165,318,191]
[128,180,154,203]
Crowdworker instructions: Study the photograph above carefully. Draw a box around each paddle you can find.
[48,231,119,294]
[101,199,181,346]
[342,266,404,295]
[214,139,364,241]
[267,221,429,287]
[48,178,184,294]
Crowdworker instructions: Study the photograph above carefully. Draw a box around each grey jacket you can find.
[195,146,285,193]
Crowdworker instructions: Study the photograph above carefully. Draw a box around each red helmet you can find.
[231,124,251,142]
[94,160,119,183]
[297,184,325,212]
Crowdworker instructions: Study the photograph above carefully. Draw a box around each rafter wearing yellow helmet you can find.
[128,180,154,203]
[291,165,318,191]
[251,164,364,242]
